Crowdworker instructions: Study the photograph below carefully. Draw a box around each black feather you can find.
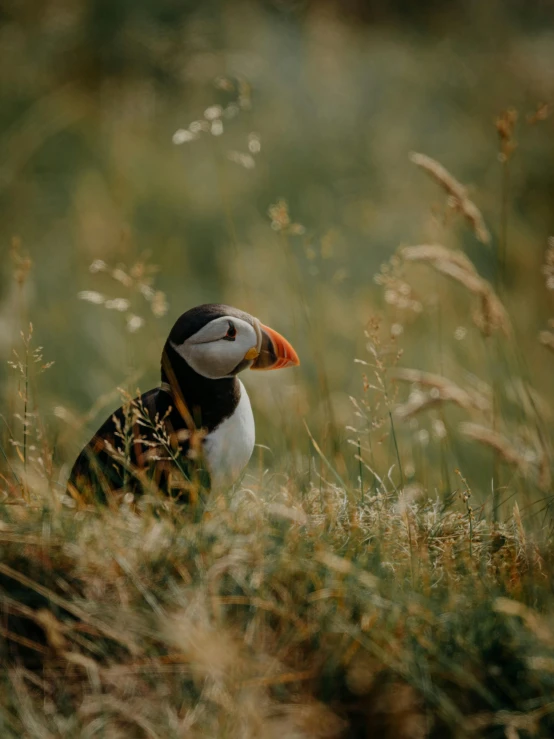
[67,304,248,502]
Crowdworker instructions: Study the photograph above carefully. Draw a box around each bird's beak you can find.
[249,323,300,370]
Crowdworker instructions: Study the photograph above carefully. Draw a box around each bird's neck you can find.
[161,342,241,432]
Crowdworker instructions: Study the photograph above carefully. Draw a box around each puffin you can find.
[67,304,299,502]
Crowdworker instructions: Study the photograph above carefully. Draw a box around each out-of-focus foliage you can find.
[2,1,554,475]
[2,3,554,735]
[2,470,554,738]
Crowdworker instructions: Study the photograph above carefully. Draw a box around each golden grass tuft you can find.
[1,476,554,737]
[459,422,532,476]
[400,244,512,336]
[393,367,490,419]
[1,109,553,737]
[409,153,491,244]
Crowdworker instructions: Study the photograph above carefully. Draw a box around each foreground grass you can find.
[1,104,553,736]
[1,476,554,738]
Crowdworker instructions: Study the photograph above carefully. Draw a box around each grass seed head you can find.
[409,152,491,244]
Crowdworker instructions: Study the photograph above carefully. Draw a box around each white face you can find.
[171,315,261,379]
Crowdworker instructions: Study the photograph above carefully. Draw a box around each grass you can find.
[1,461,554,737]
[1,146,554,737]
[1,7,554,732]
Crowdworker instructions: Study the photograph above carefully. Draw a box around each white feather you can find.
[173,316,259,379]
[203,380,255,489]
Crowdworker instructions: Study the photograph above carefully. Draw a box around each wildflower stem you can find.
[357,438,363,503]
[493,124,512,523]
[383,370,404,490]
[491,110,516,522]
[437,278,452,499]
[23,339,29,475]
[0,438,21,488]
[303,420,347,491]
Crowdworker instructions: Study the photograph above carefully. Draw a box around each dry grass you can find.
[408,154,491,245]
[1,471,554,738]
[399,245,512,337]
[1,32,554,732]
[4,209,554,733]
[392,368,490,419]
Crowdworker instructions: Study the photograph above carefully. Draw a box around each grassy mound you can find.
[1,479,554,738]
[1,56,553,733]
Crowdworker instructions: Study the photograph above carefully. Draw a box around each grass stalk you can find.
[492,109,516,522]
[357,437,363,503]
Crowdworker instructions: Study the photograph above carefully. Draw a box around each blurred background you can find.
[1,0,553,498]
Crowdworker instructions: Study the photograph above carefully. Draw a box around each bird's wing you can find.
[67,388,209,503]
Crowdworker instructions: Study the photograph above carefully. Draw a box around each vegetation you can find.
[1,3,554,737]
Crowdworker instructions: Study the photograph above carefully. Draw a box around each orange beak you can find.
[250,323,300,370]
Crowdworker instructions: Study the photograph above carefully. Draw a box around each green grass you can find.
[1,172,554,734]
[2,5,554,735]
[1,464,554,737]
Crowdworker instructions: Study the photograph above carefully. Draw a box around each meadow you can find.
[1,2,554,736]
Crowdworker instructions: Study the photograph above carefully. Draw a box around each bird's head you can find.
[164,304,299,381]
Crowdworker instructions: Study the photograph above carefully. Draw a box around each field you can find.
[1,2,554,737]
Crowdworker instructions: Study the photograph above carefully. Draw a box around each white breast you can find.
[203,380,255,490]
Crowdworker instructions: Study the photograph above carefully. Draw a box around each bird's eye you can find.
[223,322,237,341]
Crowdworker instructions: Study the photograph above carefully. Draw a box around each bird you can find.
[67,304,299,503]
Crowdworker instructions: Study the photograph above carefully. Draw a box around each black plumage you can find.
[67,304,245,502]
